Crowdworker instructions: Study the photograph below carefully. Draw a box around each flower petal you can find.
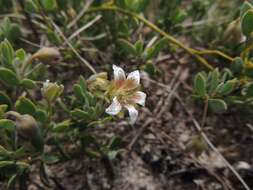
[125,105,138,124]
[132,91,146,106]
[127,70,140,85]
[42,80,50,91]
[105,97,122,115]
[113,65,126,81]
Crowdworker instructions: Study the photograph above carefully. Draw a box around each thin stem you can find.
[201,98,209,128]
[195,50,234,62]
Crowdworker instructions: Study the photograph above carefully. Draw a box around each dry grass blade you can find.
[50,19,97,74]
[67,15,102,42]
[67,0,94,29]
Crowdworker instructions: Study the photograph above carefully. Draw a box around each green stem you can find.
[201,98,209,129]
[84,6,234,70]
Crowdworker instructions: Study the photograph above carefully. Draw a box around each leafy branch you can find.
[84,5,234,70]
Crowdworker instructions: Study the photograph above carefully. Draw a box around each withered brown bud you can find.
[223,19,245,44]
[31,47,61,64]
[5,111,39,140]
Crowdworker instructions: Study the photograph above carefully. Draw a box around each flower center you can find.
[109,79,139,105]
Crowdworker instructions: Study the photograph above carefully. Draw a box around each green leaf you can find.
[74,83,93,106]
[0,145,11,157]
[194,73,206,96]
[0,68,19,86]
[208,99,227,113]
[24,0,39,12]
[70,109,90,120]
[15,97,37,116]
[42,154,60,164]
[26,63,47,80]
[124,0,140,11]
[116,0,126,8]
[52,120,71,132]
[0,161,15,168]
[0,119,15,131]
[0,104,8,118]
[16,161,29,169]
[118,39,137,56]
[245,67,253,78]
[230,57,243,74]
[124,0,149,12]
[20,79,37,89]
[35,109,48,124]
[31,131,44,152]
[6,23,21,43]
[241,10,253,37]
[46,28,61,45]
[15,48,26,62]
[145,38,167,60]
[217,80,236,96]
[79,76,87,91]
[73,84,85,101]
[240,1,253,18]
[208,69,220,94]
[244,82,253,96]
[41,0,57,11]
[0,91,11,109]
[0,18,21,43]
[7,174,17,189]
[134,40,144,56]
[142,62,156,76]
[0,38,14,66]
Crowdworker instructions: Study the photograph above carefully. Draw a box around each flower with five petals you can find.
[105,65,146,124]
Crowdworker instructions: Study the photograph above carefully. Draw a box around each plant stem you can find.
[201,98,209,128]
[84,6,234,70]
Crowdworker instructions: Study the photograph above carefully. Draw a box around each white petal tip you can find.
[127,70,140,85]
[132,91,146,106]
[125,105,138,125]
[105,97,122,115]
[113,65,126,81]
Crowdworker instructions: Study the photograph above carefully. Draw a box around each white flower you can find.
[105,65,146,124]
[42,80,50,91]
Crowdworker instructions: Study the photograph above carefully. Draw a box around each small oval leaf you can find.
[0,68,19,86]
[208,99,227,113]
[241,10,253,37]
[194,73,206,96]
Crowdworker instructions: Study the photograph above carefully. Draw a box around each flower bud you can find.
[87,72,109,92]
[223,19,245,44]
[41,80,64,103]
[32,47,61,64]
[185,135,207,157]
[5,111,38,139]
[67,7,77,19]
[5,111,44,151]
